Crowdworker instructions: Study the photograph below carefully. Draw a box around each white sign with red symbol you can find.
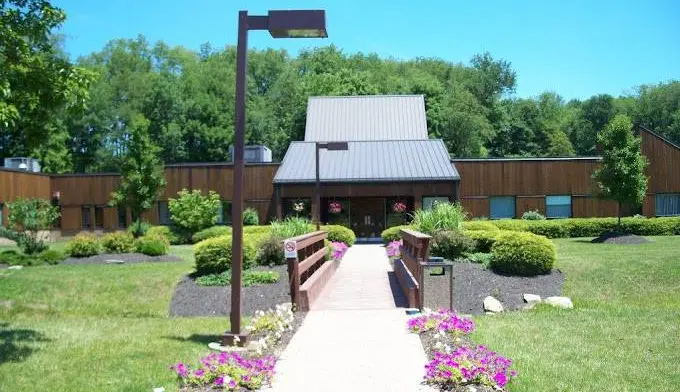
[284,240,297,258]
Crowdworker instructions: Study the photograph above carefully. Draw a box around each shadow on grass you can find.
[163,334,221,345]
[387,271,409,308]
[0,322,50,364]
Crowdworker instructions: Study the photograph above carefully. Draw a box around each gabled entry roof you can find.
[304,95,428,141]
[273,139,460,184]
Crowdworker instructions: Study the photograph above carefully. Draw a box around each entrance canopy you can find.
[273,139,460,184]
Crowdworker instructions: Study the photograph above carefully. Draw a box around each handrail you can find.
[285,231,328,308]
[398,228,432,309]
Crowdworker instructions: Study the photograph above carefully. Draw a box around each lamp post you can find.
[225,10,328,346]
[315,142,349,230]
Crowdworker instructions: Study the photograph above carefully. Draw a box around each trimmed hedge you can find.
[192,226,232,244]
[147,226,185,245]
[100,231,136,253]
[135,234,170,256]
[67,233,101,257]
[256,236,285,266]
[465,230,501,253]
[490,232,556,276]
[431,230,475,261]
[462,221,500,232]
[380,225,412,243]
[321,225,356,246]
[193,234,257,275]
[482,217,680,238]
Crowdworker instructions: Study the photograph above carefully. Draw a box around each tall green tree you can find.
[592,115,648,226]
[110,114,166,235]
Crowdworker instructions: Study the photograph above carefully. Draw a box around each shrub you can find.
[270,217,312,239]
[256,236,285,266]
[380,225,411,243]
[147,225,184,245]
[465,252,493,265]
[412,202,466,235]
[322,225,356,246]
[522,209,546,220]
[490,232,556,276]
[195,270,280,287]
[462,221,500,231]
[465,230,500,253]
[67,233,101,257]
[192,226,232,244]
[193,235,256,275]
[431,230,475,261]
[243,207,260,226]
[135,234,170,256]
[0,250,35,266]
[525,220,569,238]
[37,249,65,265]
[244,225,271,236]
[127,220,151,238]
[490,220,529,232]
[168,189,221,234]
[100,232,136,253]
[5,197,59,255]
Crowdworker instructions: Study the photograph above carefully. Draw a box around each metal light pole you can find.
[225,10,328,346]
[315,142,349,230]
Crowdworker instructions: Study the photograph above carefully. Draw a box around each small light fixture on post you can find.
[315,142,349,231]
[225,9,327,346]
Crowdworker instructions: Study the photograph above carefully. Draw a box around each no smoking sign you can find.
[284,240,297,258]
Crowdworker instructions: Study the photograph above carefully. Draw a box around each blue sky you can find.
[54,0,680,100]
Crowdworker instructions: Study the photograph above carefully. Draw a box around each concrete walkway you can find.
[269,245,433,392]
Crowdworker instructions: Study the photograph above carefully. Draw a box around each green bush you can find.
[525,220,569,238]
[431,230,475,261]
[37,249,65,265]
[168,189,221,234]
[243,225,271,236]
[243,208,260,226]
[256,236,285,266]
[462,221,500,231]
[127,220,151,238]
[322,225,356,246]
[193,235,256,275]
[465,252,493,265]
[0,250,35,266]
[490,232,556,276]
[135,234,170,256]
[380,225,412,243]
[412,202,466,235]
[522,210,546,220]
[67,233,101,257]
[5,197,59,255]
[192,226,232,243]
[195,270,280,287]
[147,226,185,245]
[465,230,500,253]
[271,217,312,239]
[490,219,529,232]
[100,232,136,253]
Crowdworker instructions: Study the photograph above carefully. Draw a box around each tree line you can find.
[2,1,680,173]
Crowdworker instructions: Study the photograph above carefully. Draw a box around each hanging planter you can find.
[328,201,342,214]
[293,201,305,213]
[392,201,407,213]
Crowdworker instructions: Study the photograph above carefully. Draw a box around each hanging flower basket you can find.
[328,201,342,214]
[392,201,407,213]
[293,202,305,213]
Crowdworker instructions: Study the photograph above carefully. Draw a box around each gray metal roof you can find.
[273,139,460,184]
[304,95,429,142]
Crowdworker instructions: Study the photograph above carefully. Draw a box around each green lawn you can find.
[0,244,227,392]
[472,237,680,392]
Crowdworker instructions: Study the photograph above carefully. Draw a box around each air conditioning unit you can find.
[3,157,41,172]
[228,145,272,163]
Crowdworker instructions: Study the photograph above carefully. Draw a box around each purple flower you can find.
[214,376,225,386]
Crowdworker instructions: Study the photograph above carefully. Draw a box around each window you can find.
[546,195,572,218]
[82,206,91,229]
[217,201,232,225]
[94,207,104,228]
[118,207,127,228]
[489,196,515,219]
[158,201,171,225]
[423,197,450,210]
[655,193,680,216]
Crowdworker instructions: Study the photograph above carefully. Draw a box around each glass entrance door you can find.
[349,198,386,238]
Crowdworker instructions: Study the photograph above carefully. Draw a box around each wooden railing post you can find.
[287,255,300,309]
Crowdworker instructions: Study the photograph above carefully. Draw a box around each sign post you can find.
[284,240,297,258]
[285,240,300,308]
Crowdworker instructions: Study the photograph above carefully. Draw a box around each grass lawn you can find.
[472,237,680,392]
[0,244,227,392]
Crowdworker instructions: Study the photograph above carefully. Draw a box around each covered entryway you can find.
[348,197,386,239]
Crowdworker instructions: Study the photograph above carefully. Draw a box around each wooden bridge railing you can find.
[395,228,432,309]
[286,230,338,311]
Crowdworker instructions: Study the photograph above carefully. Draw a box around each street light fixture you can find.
[225,9,327,346]
[315,142,349,230]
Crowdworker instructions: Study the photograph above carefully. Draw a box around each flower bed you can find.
[409,309,517,391]
[330,241,349,261]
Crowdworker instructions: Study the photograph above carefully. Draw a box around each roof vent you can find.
[3,157,41,172]
[228,145,272,163]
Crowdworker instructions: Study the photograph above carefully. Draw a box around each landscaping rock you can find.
[545,296,573,309]
[523,293,542,304]
[105,259,125,264]
[8,265,23,270]
[483,296,503,313]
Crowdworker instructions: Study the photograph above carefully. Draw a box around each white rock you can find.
[523,294,542,304]
[105,259,125,264]
[544,296,573,309]
[153,388,165,392]
[483,296,503,313]
[8,265,23,270]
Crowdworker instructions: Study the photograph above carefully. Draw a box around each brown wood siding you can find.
[60,206,81,231]
[51,175,120,206]
[640,129,680,194]
[460,198,489,218]
[516,196,546,216]
[0,169,52,227]
[642,194,656,217]
[164,165,277,200]
[572,196,619,217]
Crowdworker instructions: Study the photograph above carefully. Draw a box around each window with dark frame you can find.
[545,195,572,218]
[489,196,516,219]
[94,206,104,228]
[158,201,171,225]
[82,206,91,229]
[118,207,127,228]
[217,201,232,225]
[655,193,680,216]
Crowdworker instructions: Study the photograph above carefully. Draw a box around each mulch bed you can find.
[169,264,291,317]
[62,253,184,265]
[591,231,651,244]
[422,262,564,314]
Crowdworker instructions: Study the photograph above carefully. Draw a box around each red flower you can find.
[328,201,342,214]
[392,201,406,213]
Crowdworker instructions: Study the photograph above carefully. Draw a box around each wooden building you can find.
[1,96,679,236]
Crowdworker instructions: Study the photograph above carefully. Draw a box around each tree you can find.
[2,198,60,254]
[592,115,648,226]
[168,189,221,236]
[109,114,166,236]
